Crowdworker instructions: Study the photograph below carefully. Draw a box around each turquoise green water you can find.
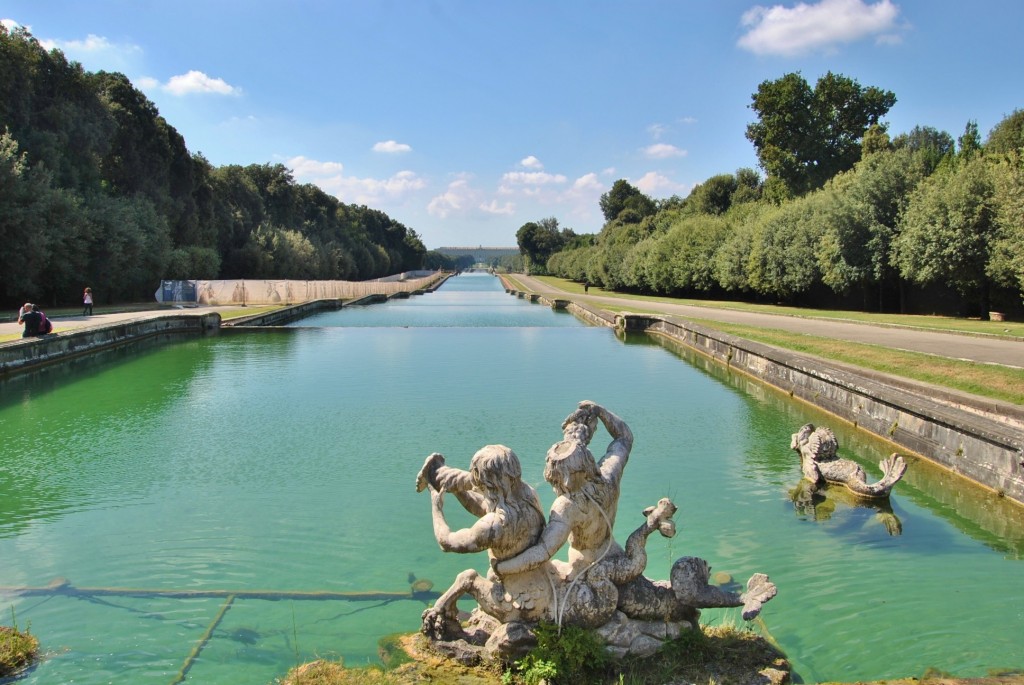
[1,272,1022,684]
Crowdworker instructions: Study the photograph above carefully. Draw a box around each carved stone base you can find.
[595,610,694,659]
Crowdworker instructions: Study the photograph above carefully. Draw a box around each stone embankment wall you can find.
[504,286,1024,506]
[0,313,221,376]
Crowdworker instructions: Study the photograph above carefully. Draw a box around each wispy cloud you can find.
[428,178,478,219]
[287,155,425,206]
[500,171,568,188]
[373,140,412,154]
[643,143,687,159]
[480,199,516,215]
[289,156,344,176]
[738,0,902,56]
[633,171,689,197]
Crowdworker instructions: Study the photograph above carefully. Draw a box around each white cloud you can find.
[287,155,425,206]
[428,178,477,219]
[633,171,689,197]
[32,30,143,73]
[500,171,568,187]
[647,123,669,140]
[643,143,687,159]
[678,116,698,125]
[738,0,901,56]
[572,173,604,193]
[480,199,516,215]
[288,155,344,176]
[373,140,412,154]
[2,18,25,31]
[163,70,241,96]
[520,155,543,169]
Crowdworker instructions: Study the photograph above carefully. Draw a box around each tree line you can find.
[1,26,429,307]
[521,73,1024,318]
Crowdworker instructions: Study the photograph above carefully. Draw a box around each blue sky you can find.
[3,1,1022,249]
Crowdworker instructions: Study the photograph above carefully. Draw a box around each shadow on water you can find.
[628,330,1024,559]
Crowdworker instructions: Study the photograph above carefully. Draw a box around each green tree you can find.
[746,71,896,196]
[598,179,655,222]
[894,157,997,316]
[817,147,928,310]
[957,120,982,160]
[988,150,1024,301]
[516,217,572,274]
[985,109,1024,156]
[892,125,954,175]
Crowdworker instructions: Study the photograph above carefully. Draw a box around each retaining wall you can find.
[504,286,1024,506]
[0,313,221,376]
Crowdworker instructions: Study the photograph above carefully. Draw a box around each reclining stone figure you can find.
[791,423,907,498]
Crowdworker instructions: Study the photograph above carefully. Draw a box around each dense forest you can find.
[520,73,1024,318]
[0,26,431,307]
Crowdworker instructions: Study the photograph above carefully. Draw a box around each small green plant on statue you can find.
[504,623,609,684]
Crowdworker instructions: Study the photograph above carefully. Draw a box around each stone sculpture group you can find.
[415,401,778,661]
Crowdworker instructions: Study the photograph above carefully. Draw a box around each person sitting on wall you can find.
[20,304,42,337]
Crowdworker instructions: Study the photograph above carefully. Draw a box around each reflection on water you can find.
[790,479,904,536]
[0,273,1022,685]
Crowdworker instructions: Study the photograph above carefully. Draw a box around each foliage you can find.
[989,150,1024,298]
[506,623,609,685]
[893,156,997,314]
[746,71,896,196]
[599,180,656,223]
[0,25,426,307]
[1,610,38,678]
[985,108,1024,155]
[516,217,574,275]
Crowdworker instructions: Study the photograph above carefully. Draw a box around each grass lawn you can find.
[504,275,1023,406]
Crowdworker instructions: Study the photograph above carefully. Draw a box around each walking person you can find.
[83,287,93,316]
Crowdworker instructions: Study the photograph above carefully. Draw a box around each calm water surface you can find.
[1,273,1022,684]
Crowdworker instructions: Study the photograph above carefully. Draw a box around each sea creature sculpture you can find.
[416,402,778,661]
[791,423,907,498]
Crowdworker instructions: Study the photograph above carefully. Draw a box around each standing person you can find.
[20,304,42,337]
[83,287,93,316]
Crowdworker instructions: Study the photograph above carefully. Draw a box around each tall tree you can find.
[516,217,571,274]
[985,109,1024,155]
[598,179,655,222]
[746,71,896,196]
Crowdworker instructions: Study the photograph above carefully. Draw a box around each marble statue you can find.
[416,402,778,661]
[791,423,907,499]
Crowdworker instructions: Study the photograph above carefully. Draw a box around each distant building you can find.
[435,246,519,263]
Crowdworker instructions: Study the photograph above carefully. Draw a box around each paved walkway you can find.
[0,306,243,339]
[510,275,1024,369]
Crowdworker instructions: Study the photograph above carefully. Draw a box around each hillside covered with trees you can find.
[522,73,1024,319]
[0,26,429,307]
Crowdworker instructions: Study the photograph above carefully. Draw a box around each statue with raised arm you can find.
[791,423,907,499]
[415,446,556,642]
[416,403,779,662]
